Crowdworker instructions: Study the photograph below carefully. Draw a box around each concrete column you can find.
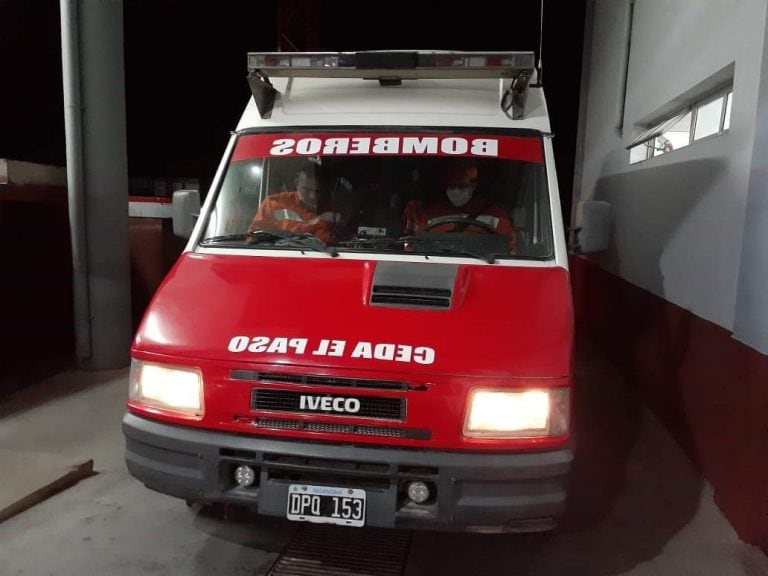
[60,0,131,369]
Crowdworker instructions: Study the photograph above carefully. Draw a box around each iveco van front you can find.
[123,51,574,533]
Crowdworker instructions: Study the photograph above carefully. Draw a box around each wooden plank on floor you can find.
[0,449,95,523]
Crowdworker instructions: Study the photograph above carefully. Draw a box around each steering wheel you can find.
[423,215,497,234]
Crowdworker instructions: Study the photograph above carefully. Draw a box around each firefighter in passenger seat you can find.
[247,167,342,244]
[403,161,517,253]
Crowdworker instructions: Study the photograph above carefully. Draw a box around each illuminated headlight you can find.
[463,389,569,438]
[129,359,204,418]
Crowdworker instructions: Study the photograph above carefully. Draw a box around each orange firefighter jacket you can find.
[248,191,341,244]
[403,197,517,253]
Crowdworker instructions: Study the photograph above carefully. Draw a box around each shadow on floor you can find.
[191,504,300,554]
[403,330,705,576]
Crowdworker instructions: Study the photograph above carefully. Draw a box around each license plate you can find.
[286,484,366,527]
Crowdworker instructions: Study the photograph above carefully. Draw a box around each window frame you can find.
[628,84,733,164]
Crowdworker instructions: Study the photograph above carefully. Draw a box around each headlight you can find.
[129,359,204,419]
[463,388,569,438]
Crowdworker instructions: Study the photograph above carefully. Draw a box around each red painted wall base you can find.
[570,255,768,553]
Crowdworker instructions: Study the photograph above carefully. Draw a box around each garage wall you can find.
[574,0,768,552]
[576,0,767,336]
[733,16,768,353]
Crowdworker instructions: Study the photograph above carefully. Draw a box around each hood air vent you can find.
[370,262,458,310]
[371,285,452,308]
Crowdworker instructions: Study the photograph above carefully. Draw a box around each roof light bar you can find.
[247,51,536,79]
[246,51,536,119]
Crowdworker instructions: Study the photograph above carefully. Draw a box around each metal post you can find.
[60,0,91,362]
[60,0,131,369]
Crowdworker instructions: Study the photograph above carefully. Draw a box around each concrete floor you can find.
[1,336,766,576]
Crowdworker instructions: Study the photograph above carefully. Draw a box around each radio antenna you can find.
[538,0,544,85]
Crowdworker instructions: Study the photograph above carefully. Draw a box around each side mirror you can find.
[570,200,611,254]
[172,190,201,238]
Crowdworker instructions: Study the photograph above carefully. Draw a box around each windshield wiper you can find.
[199,234,250,245]
[200,230,338,257]
[247,230,339,257]
[336,237,409,250]
[399,236,497,264]
[337,236,497,263]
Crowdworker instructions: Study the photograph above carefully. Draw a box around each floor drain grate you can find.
[266,524,412,576]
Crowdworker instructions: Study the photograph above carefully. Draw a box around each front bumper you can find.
[123,412,572,533]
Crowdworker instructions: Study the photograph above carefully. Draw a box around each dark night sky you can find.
[0,0,586,215]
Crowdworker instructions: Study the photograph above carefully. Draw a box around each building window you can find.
[628,86,733,164]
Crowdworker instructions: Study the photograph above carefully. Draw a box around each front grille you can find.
[370,285,452,309]
[231,371,408,391]
[253,418,430,440]
[252,389,405,420]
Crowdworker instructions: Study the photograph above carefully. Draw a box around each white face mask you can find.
[446,185,473,207]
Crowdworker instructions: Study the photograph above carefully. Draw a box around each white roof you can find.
[236,77,551,133]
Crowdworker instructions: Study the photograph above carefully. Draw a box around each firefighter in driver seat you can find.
[403,161,517,252]
[247,168,342,244]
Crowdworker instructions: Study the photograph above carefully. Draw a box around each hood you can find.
[134,253,573,378]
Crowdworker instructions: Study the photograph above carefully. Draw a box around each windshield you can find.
[200,131,553,261]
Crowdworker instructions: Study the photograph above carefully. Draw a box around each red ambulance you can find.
[123,51,574,533]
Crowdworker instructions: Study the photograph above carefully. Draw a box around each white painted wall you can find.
[734,12,768,353]
[575,0,768,340]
